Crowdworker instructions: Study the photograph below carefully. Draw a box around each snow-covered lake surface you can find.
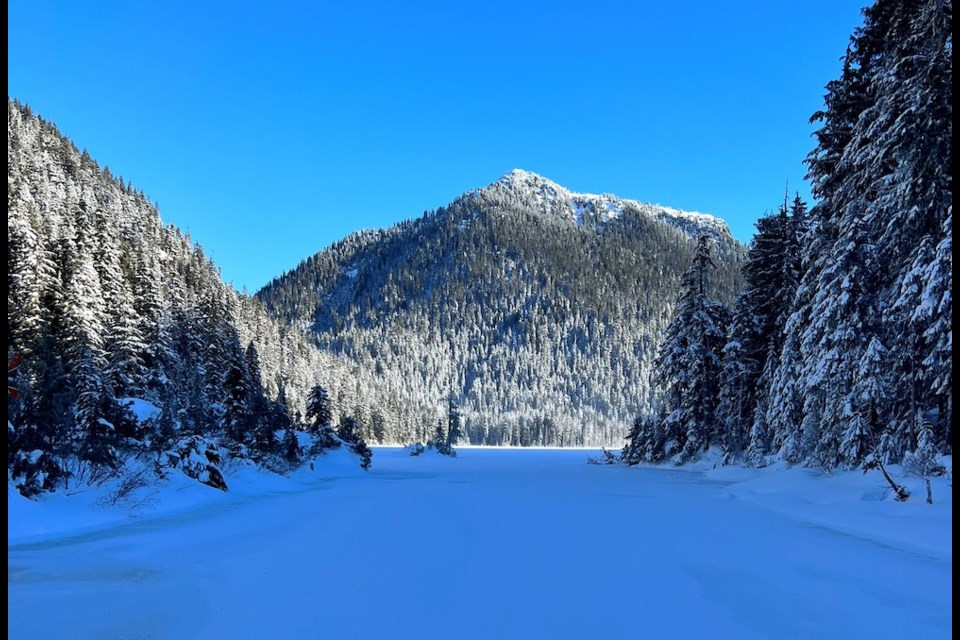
[8,448,952,639]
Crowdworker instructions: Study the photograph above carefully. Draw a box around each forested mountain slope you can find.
[258,170,745,446]
[7,99,385,494]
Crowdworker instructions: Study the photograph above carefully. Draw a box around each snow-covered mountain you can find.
[7,99,388,494]
[258,171,746,446]
[490,169,730,235]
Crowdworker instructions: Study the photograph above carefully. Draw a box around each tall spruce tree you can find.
[305,383,337,451]
[652,236,731,463]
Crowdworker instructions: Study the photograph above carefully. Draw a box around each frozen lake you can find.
[8,447,952,639]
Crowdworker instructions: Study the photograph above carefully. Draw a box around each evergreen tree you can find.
[105,286,148,396]
[72,349,120,470]
[251,412,277,457]
[222,352,253,444]
[447,396,462,447]
[719,203,805,463]
[338,415,373,470]
[353,439,373,471]
[270,383,293,432]
[306,384,333,433]
[652,236,731,463]
[338,415,360,444]
[152,387,179,462]
[620,412,659,465]
[369,409,387,444]
[432,418,450,455]
[282,427,301,463]
[901,414,946,503]
[716,297,760,462]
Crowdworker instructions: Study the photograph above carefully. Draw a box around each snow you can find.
[119,398,161,422]
[493,168,730,236]
[8,448,952,639]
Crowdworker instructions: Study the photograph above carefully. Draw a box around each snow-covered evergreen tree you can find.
[651,236,731,463]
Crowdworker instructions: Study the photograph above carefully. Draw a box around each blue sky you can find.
[9,0,865,292]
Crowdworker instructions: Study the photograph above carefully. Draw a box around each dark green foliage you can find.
[222,355,253,444]
[369,409,387,444]
[775,0,952,469]
[152,390,178,460]
[270,384,293,432]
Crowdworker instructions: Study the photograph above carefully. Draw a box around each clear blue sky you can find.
[9,0,866,292]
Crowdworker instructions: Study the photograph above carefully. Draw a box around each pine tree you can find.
[271,383,293,432]
[222,352,252,444]
[620,412,659,465]
[8,100,384,494]
[72,348,121,470]
[716,201,807,464]
[902,414,946,503]
[304,383,337,452]
[653,236,731,463]
[354,439,373,471]
[306,384,333,433]
[152,387,179,463]
[105,285,148,396]
[716,297,760,462]
[369,409,387,444]
[447,396,462,447]
[245,343,276,456]
[339,415,360,444]
[282,427,301,463]
[432,418,449,455]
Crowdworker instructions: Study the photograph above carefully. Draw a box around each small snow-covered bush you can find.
[11,448,68,497]
[587,448,619,465]
[163,436,228,491]
[407,442,426,457]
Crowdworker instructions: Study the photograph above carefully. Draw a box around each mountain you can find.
[258,170,746,446]
[7,99,386,494]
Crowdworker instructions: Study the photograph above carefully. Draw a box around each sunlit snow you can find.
[8,448,952,639]
[494,168,729,235]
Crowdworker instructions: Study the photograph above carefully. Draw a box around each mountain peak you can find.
[496,168,566,190]
[482,170,730,237]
